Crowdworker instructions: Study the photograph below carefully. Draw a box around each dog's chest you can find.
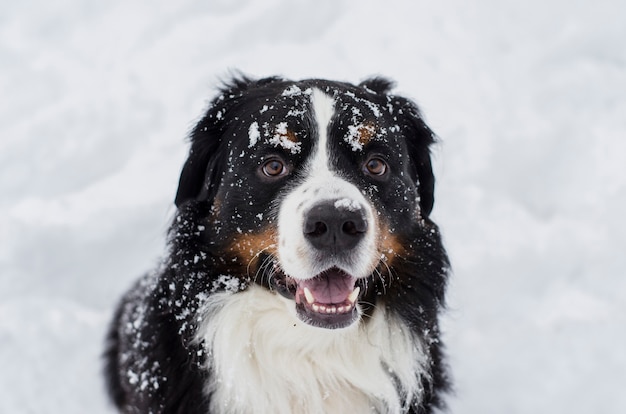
[194,286,427,414]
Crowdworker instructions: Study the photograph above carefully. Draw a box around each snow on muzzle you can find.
[274,200,368,328]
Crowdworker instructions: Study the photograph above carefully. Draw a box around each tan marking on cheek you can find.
[226,227,278,269]
[367,215,404,276]
[377,224,406,267]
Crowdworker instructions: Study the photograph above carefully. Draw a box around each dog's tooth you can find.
[347,287,360,304]
[312,303,320,312]
[319,305,326,313]
[337,306,345,313]
[303,287,315,304]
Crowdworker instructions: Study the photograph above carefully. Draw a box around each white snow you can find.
[1,0,625,413]
[248,121,260,148]
[281,85,303,97]
[334,198,362,212]
[269,121,301,154]
[345,122,379,152]
[211,275,242,294]
[281,85,312,97]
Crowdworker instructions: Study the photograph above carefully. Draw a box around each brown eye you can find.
[262,159,288,177]
[364,157,388,176]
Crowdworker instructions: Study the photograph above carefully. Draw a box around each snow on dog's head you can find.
[107,75,450,414]
[174,75,438,330]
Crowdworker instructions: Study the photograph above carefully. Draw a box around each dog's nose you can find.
[303,200,367,252]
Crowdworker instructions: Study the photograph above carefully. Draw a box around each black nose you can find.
[303,201,368,252]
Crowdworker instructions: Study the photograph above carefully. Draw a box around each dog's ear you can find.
[174,112,224,208]
[175,75,284,208]
[395,96,437,218]
[360,78,437,217]
[174,97,231,208]
[359,77,395,94]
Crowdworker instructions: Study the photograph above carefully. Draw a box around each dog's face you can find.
[175,77,437,330]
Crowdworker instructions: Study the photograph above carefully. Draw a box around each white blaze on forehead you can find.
[276,88,380,281]
[309,88,335,174]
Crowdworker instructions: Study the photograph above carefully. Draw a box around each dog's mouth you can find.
[270,266,362,329]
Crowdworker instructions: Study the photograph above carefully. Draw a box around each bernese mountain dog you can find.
[104,75,450,414]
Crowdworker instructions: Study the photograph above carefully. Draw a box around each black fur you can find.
[104,75,450,413]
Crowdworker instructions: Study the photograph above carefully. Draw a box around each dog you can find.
[104,75,450,414]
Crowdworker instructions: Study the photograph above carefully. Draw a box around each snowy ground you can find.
[1,0,625,412]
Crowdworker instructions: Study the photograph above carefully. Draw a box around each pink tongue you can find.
[301,268,356,304]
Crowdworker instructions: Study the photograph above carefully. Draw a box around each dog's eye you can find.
[262,159,288,177]
[364,157,388,176]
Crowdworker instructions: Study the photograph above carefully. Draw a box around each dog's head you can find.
[175,75,438,330]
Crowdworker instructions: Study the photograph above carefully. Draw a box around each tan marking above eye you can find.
[279,129,299,143]
[273,123,299,143]
[356,122,376,146]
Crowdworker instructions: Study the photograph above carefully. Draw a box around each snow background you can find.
[1,0,625,412]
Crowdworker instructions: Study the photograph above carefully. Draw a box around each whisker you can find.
[380,260,396,287]
[253,253,276,285]
[245,244,275,279]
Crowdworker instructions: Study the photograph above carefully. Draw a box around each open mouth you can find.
[270,266,361,329]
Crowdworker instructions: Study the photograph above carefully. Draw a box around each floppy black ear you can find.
[174,115,224,208]
[174,74,284,208]
[174,94,233,209]
[396,97,437,217]
[412,134,436,217]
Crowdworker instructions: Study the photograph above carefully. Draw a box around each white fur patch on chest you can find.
[194,286,429,414]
